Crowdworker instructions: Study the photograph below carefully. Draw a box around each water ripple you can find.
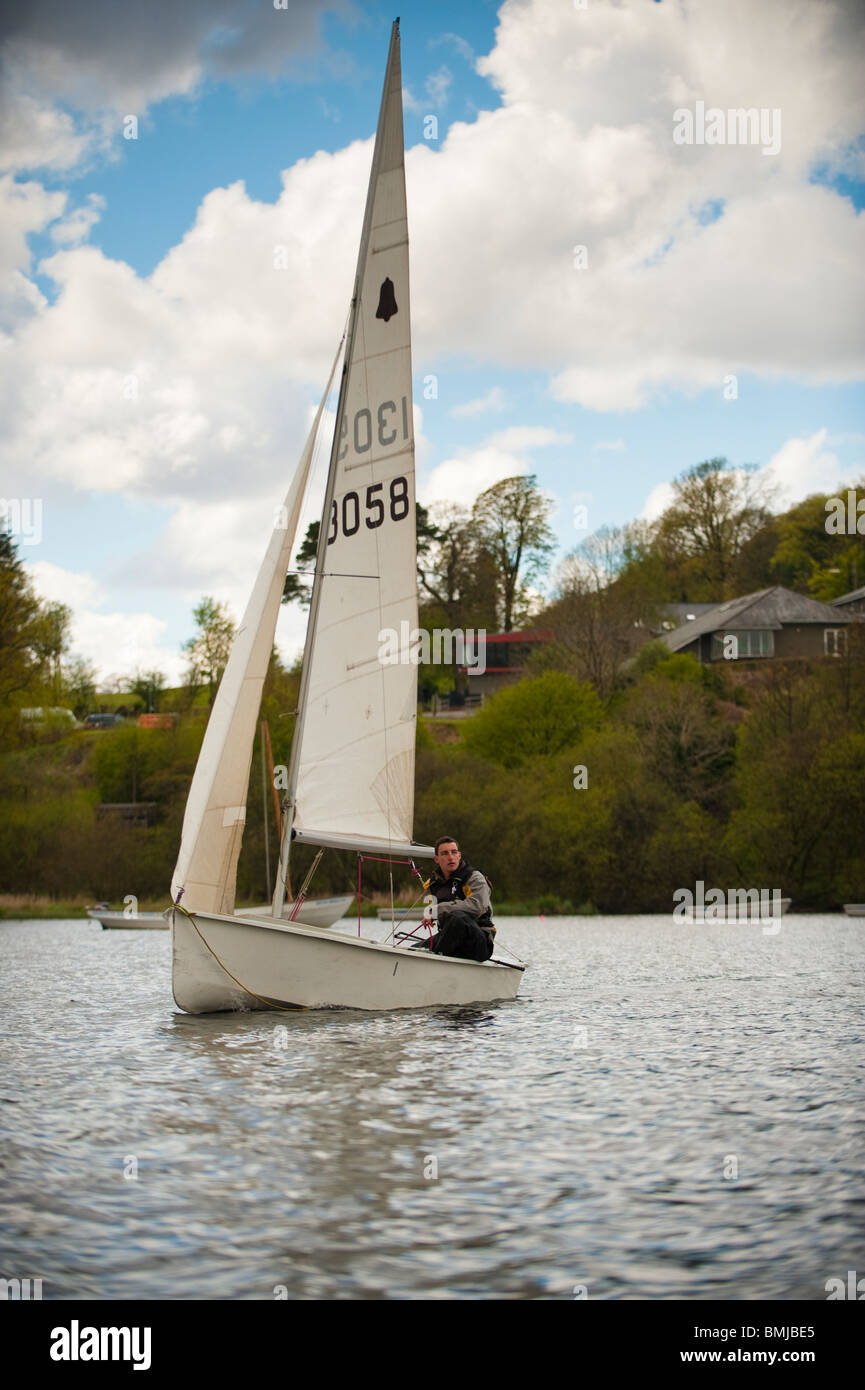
[0,914,863,1299]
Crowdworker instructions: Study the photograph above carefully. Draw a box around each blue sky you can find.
[2,0,864,683]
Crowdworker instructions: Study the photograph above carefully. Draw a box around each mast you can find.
[260,721,271,901]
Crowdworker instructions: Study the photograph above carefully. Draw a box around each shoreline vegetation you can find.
[2,642,863,914]
[0,892,853,921]
[0,892,601,920]
[2,471,864,916]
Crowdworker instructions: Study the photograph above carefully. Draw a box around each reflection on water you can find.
[0,915,862,1299]
[433,1006,498,1029]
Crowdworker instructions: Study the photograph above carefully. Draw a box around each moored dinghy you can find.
[88,899,352,930]
[88,905,170,929]
[239,895,354,928]
[169,20,525,1013]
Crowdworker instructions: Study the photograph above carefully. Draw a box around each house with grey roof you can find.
[660,585,851,663]
[657,602,719,632]
[831,584,865,619]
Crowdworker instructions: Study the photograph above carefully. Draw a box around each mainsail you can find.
[170,343,342,916]
[279,21,423,878]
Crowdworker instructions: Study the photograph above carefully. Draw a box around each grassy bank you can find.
[0,894,170,919]
[0,892,597,920]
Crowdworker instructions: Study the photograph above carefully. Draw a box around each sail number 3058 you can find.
[326,477,410,544]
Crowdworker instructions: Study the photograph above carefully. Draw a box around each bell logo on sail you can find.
[376,276,398,322]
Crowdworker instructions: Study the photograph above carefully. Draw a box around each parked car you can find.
[83,713,123,730]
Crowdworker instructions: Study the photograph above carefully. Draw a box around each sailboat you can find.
[169,20,525,1013]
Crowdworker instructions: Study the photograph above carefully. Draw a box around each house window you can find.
[824,628,846,657]
[710,629,774,659]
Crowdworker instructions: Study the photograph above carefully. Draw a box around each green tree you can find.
[29,600,71,703]
[724,664,865,903]
[416,502,499,696]
[536,526,661,696]
[62,656,98,719]
[770,486,864,600]
[183,598,235,705]
[0,528,41,715]
[281,520,320,609]
[131,668,166,713]
[462,670,603,769]
[283,504,439,610]
[653,459,773,601]
[622,665,737,813]
[471,475,557,631]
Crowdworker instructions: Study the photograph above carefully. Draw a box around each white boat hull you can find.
[89,896,353,932]
[171,908,524,1014]
[88,909,170,930]
[239,894,353,928]
[843,904,865,917]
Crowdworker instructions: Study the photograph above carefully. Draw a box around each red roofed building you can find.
[462,629,555,699]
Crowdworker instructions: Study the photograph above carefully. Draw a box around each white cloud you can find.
[404,0,865,410]
[26,560,184,684]
[430,33,475,65]
[638,431,850,524]
[759,429,845,509]
[401,86,423,116]
[420,424,570,508]
[0,172,66,275]
[640,481,676,522]
[485,426,572,452]
[28,546,312,687]
[451,386,507,418]
[0,0,336,173]
[27,560,103,610]
[0,88,96,173]
[425,66,453,109]
[74,610,182,687]
[50,193,106,245]
[420,446,527,509]
[592,438,626,453]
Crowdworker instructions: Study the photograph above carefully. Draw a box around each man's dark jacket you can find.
[423,858,495,940]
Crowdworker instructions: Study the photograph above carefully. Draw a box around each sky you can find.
[2,0,864,686]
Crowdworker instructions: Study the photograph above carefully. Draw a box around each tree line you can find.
[4,462,861,729]
[1,463,863,910]
[282,462,864,700]
[1,631,862,911]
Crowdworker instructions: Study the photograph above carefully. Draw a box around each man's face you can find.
[434,841,461,878]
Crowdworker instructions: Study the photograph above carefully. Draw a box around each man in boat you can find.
[418,836,496,962]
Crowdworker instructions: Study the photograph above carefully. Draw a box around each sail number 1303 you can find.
[326,477,410,545]
[337,397,411,460]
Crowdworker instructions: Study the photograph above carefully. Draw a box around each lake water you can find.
[0,914,862,1300]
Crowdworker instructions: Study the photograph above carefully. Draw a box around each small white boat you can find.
[87,906,171,930]
[168,21,525,1014]
[240,895,354,928]
[376,905,425,921]
[90,896,352,930]
[843,904,865,917]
